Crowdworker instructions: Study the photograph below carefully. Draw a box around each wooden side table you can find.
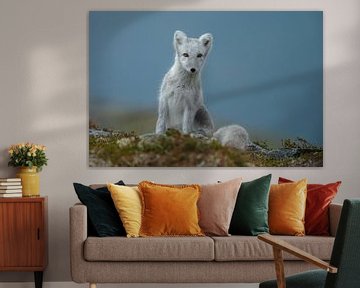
[0,196,48,288]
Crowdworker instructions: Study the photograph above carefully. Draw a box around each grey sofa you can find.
[70,203,342,288]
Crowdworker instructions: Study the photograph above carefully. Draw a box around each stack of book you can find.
[0,178,22,197]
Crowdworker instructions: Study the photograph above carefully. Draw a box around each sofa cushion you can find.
[84,236,214,261]
[73,181,126,237]
[107,184,142,238]
[198,178,242,236]
[212,236,334,261]
[279,177,341,236]
[269,179,307,236]
[139,181,203,237]
[229,174,271,236]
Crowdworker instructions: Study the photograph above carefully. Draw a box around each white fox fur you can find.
[156,30,251,151]
[155,30,214,136]
[213,125,251,150]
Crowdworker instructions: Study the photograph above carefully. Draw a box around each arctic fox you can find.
[155,30,252,151]
[155,30,214,136]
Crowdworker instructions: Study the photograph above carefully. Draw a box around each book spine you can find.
[0,194,22,197]
[0,183,22,186]
[0,178,21,182]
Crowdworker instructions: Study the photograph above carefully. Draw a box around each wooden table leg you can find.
[34,271,43,288]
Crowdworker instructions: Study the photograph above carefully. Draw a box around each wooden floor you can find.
[0,283,259,288]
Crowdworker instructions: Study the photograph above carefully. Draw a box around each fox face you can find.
[174,30,213,74]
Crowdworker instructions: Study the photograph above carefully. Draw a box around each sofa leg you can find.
[89,283,96,288]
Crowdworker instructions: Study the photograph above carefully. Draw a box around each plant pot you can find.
[16,167,40,197]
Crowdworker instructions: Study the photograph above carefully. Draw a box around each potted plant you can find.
[8,143,48,197]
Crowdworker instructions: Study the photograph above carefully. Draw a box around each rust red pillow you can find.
[278,177,341,236]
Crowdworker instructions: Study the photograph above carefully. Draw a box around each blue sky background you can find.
[89,11,323,146]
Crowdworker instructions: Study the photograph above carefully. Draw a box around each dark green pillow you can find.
[229,174,272,236]
[73,181,126,237]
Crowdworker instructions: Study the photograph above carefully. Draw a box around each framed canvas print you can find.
[89,11,323,167]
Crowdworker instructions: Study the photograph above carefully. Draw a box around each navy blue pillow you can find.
[73,181,126,237]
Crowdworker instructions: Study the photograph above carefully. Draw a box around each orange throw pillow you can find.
[269,179,307,236]
[138,181,204,237]
[279,177,341,235]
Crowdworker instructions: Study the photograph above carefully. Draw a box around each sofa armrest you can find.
[69,203,88,283]
[329,203,342,237]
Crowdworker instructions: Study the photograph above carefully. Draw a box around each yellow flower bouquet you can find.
[8,142,48,172]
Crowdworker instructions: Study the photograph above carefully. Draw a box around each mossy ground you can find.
[89,129,248,167]
[89,129,323,167]
[248,149,323,167]
[250,138,323,167]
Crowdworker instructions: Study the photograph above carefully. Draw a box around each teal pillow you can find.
[229,174,272,236]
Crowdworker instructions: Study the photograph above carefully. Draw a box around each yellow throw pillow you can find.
[107,183,142,238]
[138,181,204,237]
[269,179,307,236]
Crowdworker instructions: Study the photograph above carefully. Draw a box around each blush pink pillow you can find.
[198,178,242,236]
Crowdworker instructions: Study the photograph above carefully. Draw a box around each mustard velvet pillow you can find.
[107,183,142,238]
[138,181,203,237]
[269,179,307,236]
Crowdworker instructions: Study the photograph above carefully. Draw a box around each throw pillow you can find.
[198,178,242,236]
[229,174,272,236]
[279,177,341,236]
[73,181,126,237]
[107,183,142,238]
[269,179,307,236]
[138,181,203,237]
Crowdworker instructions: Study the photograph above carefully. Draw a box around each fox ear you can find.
[174,30,187,46]
[199,33,213,49]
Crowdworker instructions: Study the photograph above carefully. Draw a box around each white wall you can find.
[0,0,359,283]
